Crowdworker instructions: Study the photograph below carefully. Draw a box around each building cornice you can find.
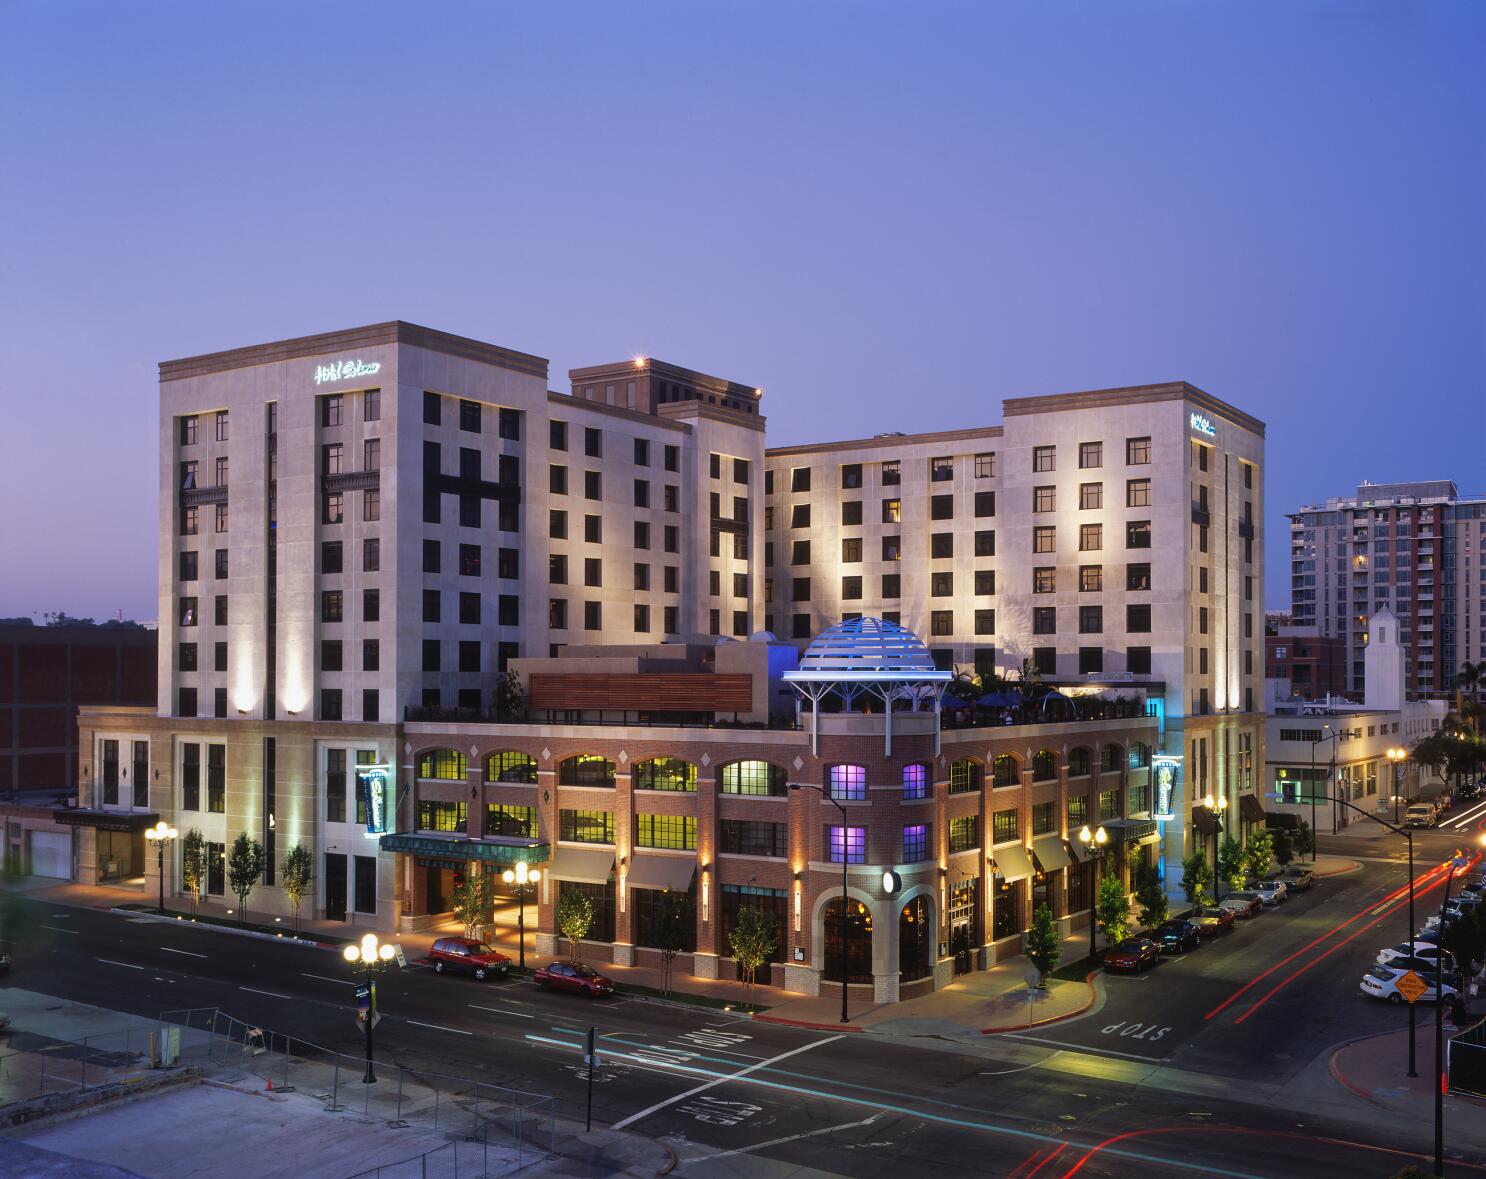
[1002,381,1267,438]
[766,424,1003,459]
[160,321,549,382]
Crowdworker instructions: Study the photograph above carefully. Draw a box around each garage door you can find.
[29,831,71,879]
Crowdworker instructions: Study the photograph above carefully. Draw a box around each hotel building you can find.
[72,326,1259,999]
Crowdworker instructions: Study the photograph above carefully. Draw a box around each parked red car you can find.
[1194,907,1235,937]
[429,937,511,981]
[534,961,615,997]
[1103,937,1161,973]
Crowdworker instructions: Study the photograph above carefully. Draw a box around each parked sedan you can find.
[1103,937,1161,973]
[1377,941,1456,972]
[1220,891,1264,918]
[1194,907,1236,936]
[1361,965,1459,1005]
[534,961,615,997]
[1250,880,1288,906]
[1155,920,1201,954]
[429,937,512,981]
[1279,867,1316,892]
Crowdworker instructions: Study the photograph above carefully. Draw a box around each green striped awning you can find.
[378,833,548,866]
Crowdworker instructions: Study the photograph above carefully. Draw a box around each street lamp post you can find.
[343,932,396,1084]
[1202,794,1229,902]
[1308,725,1340,861]
[789,782,851,1025]
[1078,825,1108,962]
[501,860,541,972]
[143,821,178,915]
[1387,748,1408,824]
[1435,841,1482,1177]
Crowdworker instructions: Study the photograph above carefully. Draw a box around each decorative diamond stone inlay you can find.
[618,750,628,764]
[403,741,411,754]
[541,747,551,762]
[792,756,805,771]
[700,753,711,767]
[470,744,478,756]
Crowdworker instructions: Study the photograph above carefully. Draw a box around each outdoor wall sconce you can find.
[793,882,802,931]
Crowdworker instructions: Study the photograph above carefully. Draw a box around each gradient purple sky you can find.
[2,1,1481,623]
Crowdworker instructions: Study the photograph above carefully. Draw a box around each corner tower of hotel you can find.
[74,325,1264,1002]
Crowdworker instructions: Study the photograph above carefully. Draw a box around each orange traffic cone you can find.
[265,1076,273,1092]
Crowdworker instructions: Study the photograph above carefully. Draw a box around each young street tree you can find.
[451,872,494,939]
[1272,828,1295,868]
[728,904,777,1008]
[227,832,265,925]
[1245,830,1275,881]
[1096,872,1131,949]
[557,887,595,962]
[180,828,208,916]
[653,891,692,996]
[280,844,313,933]
[1180,850,1213,907]
[1218,836,1247,891]
[1025,902,1061,986]
[1295,820,1316,862]
[1133,861,1168,928]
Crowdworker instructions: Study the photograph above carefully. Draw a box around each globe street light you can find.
[143,821,178,915]
[501,860,541,971]
[1078,824,1108,962]
[1387,748,1408,824]
[343,932,396,1083]
[1202,793,1229,902]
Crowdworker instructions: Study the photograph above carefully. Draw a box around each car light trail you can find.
[1204,862,1447,1022]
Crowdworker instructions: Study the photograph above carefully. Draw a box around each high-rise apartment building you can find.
[1288,480,1486,700]
[765,382,1267,876]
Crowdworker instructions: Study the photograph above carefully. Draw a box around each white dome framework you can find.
[782,617,953,756]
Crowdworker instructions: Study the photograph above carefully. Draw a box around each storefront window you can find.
[632,886,696,951]
[991,881,1021,941]
[823,897,874,984]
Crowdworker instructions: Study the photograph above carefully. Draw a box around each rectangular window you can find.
[827,826,867,864]
[1079,441,1102,469]
[1033,567,1055,594]
[1080,482,1103,510]
[363,390,380,421]
[975,570,995,595]
[974,490,995,517]
[949,815,980,853]
[930,456,953,482]
[1128,646,1152,674]
[720,820,787,858]
[1080,523,1102,552]
[902,824,929,863]
[882,535,902,561]
[881,459,901,484]
[1079,647,1103,674]
[1033,486,1055,512]
[881,573,900,598]
[1033,445,1055,473]
[975,608,995,635]
[1127,563,1152,591]
[1079,565,1103,592]
[841,463,863,488]
[1126,436,1151,465]
[842,576,863,600]
[215,504,232,533]
[1033,606,1057,634]
[321,591,343,622]
[1127,604,1152,632]
[180,415,198,445]
[1127,478,1151,507]
[584,514,601,543]
[974,452,995,478]
[584,601,601,630]
[1126,520,1152,548]
[931,610,953,635]
[930,494,954,521]
[1032,801,1056,836]
[842,499,863,526]
[459,399,481,432]
[549,509,567,539]
[418,800,469,833]
[931,533,953,559]
[1033,647,1056,674]
[1079,605,1102,633]
[828,764,867,800]
[1033,526,1055,554]
[206,744,225,813]
[992,809,1018,844]
[791,467,811,493]
[932,571,953,596]
[423,391,441,425]
[362,589,379,622]
[584,427,602,457]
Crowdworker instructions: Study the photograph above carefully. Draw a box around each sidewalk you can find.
[757,929,1099,1037]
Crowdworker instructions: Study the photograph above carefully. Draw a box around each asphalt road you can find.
[1,845,1481,1179]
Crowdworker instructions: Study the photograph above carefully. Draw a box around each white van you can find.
[1404,803,1436,828]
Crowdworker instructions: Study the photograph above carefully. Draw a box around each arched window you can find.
[486,751,537,783]
[949,759,983,795]
[828,764,867,801]
[823,896,874,985]
[902,763,931,800]
[634,757,697,792]
[558,754,615,787]
[1128,742,1151,770]
[418,749,467,781]
[1032,750,1058,782]
[720,761,787,796]
[992,754,1019,788]
[1067,747,1092,778]
[899,896,933,982]
[1101,744,1123,773]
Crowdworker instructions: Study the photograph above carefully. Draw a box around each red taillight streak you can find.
[1231,869,1450,1025]
[1203,863,1446,1022]
[1024,1143,1068,1178]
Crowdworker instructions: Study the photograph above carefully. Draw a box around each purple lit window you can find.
[902,824,928,862]
[902,764,928,800]
[828,826,866,864]
[829,764,866,801]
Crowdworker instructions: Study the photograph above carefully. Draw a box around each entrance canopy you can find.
[378,832,548,866]
[53,808,158,833]
[782,617,952,756]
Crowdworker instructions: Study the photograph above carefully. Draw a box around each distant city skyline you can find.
[1,1,1481,623]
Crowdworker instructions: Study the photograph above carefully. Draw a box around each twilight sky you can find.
[1,1,1481,623]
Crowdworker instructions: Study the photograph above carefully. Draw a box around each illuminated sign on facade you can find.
[1189,412,1216,437]
[314,358,381,385]
[1152,754,1182,820]
[356,764,391,834]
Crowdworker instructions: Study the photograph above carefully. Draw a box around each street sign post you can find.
[1395,969,1428,1005]
[584,1026,599,1132]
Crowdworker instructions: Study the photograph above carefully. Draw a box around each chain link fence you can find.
[0,1025,168,1103]
[157,1008,555,1169]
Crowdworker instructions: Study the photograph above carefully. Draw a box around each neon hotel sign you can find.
[314,358,381,385]
[1189,412,1216,437]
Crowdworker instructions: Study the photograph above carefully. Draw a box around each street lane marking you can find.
[97,958,143,970]
[469,1004,533,1019]
[160,947,207,958]
[240,986,292,999]
[40,925,78,935]
[679,1111,884,1166]
[406,1020,473,1035]
[999,1033,1169,1064]
[612,1035,842,1129]
[301,973,349,985]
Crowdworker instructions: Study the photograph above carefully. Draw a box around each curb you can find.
[750,1013,866,1032]
[1315,860,1364,878]
[981,970,1099,1035]
[110,907,338,950]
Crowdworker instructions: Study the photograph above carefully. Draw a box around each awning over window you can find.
[625,853,696,893]
[1031,836,1072,873]
[549,846,616,885]
[1191,807,1219,836]
[378,832,547,866]
[1136,832,1162,847]
[992,843,1034,883]
[53,809,159,833]
[1240,795,1266,823]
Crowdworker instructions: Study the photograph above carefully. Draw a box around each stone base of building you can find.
[784,963,820,996]
[535,932,560,957]
[612,942,635,966]
[873,973,898,1004]
[692,952,719,980]
[932,958,954,989]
